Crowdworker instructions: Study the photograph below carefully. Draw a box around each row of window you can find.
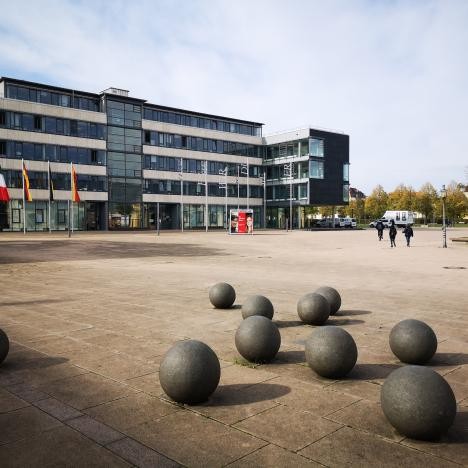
[0,140,106,165]
[143,130,262,158]
[107,126,142,153]
[143,108,261,136]
[265,160,324,180]
[5,84,100,112]
[0,111,106,140]
[143,179,263,198]
[108,152,142,178]
[265,138,324,160]
[143,155,262,177]
[266,184,308,201]
[3,170,107,192]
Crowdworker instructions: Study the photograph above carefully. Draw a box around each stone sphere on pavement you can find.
[381,365,456,440]
[235,315,281,362]
[159,340,221,404]
[315,286,341,315]
[0,329,9,365]
[241,295,274,320]
[305,326,357,378]
[297,293,330,325]
[389,319,437,364]
[209,282,236,309]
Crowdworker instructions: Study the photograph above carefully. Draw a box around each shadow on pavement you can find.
[337,309,373,316]
[206,382,291,406]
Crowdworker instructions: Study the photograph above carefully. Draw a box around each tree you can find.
[365,185,389,220]
[415,183,438,224]
[444,181,468,224]
[388,184,417,211]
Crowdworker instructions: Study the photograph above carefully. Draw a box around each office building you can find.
[0,77,349,231]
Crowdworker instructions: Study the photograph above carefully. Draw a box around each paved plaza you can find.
[0,228,467,467]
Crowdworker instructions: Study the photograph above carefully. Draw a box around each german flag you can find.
[23,162,32,202]
[71,164,80,202]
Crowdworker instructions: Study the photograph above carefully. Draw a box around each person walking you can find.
[389,220,397,248]
[403,225,414,247]
[375,220,384,241]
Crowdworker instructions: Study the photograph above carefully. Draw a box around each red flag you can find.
[0,172,9,202]
[71,164,80,202]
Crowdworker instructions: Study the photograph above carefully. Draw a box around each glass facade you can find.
[143,130,263,158]
[6,84,100,112]
[0,111,106,139]
[143,107,261,136]
[309,160,324,179]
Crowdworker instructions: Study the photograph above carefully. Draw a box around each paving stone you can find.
[0,388,29,413]
[0,405,63,444]
[0,425,131,467]
[326,399,404,441]
[36,372,137,410]
[67,415,124,445]
[85,393,179,431]
[401,407,468,466]
[299,426,458,467]
[4,382,50,402]
[125,372,164,395]
[228,443,321,467]
[34,397,83,421]
[107,437,182,467]
[327,379,382,402]
[127,410,266,466]
[234,404,342,451]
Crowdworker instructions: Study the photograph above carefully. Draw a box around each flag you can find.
[0,172,10,202]
[71,164,80,202]
[48,163,54,201]
[23,162,32,202]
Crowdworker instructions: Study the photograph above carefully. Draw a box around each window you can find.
[310,160,324,179]
[35,209,44,224]
[343,163,349,182]
[343,184,350,202]
[310,138,324,157]
[0,111,5,126]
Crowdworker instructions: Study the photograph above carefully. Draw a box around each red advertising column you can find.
[237,210,247,233]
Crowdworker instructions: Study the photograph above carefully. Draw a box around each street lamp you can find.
[440,184,447,248]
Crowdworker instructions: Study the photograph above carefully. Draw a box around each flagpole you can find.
[22,159,26,235]
[48,160,51,233]
[70,162,74,234]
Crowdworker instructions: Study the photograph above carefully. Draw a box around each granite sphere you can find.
[241,295,274,320]
[235,315,281,362]
[297,293,330,325]
[389,319,437,364]
[381,365,456,440]
[315,286,341,315]
[305,326,357,378]
[159,340,221,404]
[209,282,236,309]
[0,329,9,365]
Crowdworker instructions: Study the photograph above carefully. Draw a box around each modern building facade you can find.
[0,77,349,231]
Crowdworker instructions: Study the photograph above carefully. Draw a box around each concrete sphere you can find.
[209,282,236,309]
[241,295,274,320]
[297,293,330,325]
[305,326,357,378]
[315,286,341,315]
[159,340,220,404]
[235,316,281,363]
[0,329,9,365]
[381,366,456,440]
[389,319,437,364]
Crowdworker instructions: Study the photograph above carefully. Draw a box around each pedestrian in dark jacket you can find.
[389,221,397,248]
[375,220,384,241]
[403,225,414,247]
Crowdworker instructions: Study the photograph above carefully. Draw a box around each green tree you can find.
[444,182,468,224]
[365,185,389,220]
[415,183,438,223]
[388,184,417,211]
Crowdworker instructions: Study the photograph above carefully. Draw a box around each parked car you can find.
[369,218,390,228]
[344,217,357,228]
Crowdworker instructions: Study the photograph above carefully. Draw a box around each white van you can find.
[382,211,414,227]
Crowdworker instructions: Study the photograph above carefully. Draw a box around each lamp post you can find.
[307,213,312,230]
[440,184,447,248]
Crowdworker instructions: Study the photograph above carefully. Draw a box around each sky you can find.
[1,0,467,194]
